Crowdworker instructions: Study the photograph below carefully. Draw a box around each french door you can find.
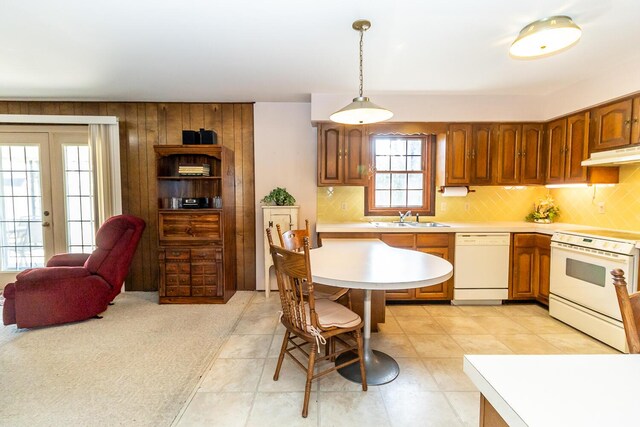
[0,126,93,286]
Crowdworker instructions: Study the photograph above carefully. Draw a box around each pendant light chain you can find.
[329,19,393,124]
[358,27,364,98]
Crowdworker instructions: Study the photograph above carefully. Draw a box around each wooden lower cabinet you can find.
[510,233,551,305]
[159,246,224,301]
[381,233,454,301]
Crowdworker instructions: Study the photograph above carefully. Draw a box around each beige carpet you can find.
[0,291,253,426]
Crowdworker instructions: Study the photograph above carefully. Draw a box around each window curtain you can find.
[88,123,122,228]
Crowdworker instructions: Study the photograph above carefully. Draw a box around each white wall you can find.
[312,93,547,122]
[542,54,640,119]
[254,102,317,290]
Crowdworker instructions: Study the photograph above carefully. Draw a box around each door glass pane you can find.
[63,145,95,253]
[0,145,45,270]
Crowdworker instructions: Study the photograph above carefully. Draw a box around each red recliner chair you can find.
[2,215,145,328]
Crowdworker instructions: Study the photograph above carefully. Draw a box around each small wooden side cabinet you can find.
[155,145,236,304]
[262,206,299,292]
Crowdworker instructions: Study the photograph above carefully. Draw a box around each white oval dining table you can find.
[310,238,453,385]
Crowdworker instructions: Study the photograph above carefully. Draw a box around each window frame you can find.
[365,134,436,216]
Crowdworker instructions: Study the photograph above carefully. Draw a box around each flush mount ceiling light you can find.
[330,19,393,125]
[510,15,582,59]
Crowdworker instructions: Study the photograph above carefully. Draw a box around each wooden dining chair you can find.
[266,228,367,417]
[276,220,350,303]
[611,268,640,353]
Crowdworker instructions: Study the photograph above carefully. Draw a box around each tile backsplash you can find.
[549,164,640,231]
[316,163,640,231]
[317,185,548,223]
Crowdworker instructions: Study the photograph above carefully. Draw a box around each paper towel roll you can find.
[441,186,468,197]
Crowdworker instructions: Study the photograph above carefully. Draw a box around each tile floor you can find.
[175,293,618,427]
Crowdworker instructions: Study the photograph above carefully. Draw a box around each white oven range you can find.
[549,230,640,352]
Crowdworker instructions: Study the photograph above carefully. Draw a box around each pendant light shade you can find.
[510,15,582,59]
[331,20,393,125]
[330,96,393,125]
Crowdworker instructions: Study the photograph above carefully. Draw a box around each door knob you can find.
[42,222,50,227]
[43,210,50,216]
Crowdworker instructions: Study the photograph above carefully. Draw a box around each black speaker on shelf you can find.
[182,130,200,145]
[199,128,218,145]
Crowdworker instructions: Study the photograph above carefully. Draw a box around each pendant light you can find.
[330,20,393,125]
[510,15,582,59]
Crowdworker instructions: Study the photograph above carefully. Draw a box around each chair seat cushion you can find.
[305,299,361,330]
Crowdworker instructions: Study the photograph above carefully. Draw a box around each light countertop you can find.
[316,221,597,236]
[463,354,638,427]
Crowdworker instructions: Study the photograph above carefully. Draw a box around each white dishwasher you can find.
[453,233,510,305]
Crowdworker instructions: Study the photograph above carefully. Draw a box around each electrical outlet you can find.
[464,202,470,212]
[340,202,348,210]
[440,202,447,212]
[597,201,605,214]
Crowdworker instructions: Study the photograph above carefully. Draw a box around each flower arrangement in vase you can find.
[525,195,560,223]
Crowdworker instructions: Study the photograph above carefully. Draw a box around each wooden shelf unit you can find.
[155,145,236,304]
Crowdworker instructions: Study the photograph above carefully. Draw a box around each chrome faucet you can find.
[398,210,412,223]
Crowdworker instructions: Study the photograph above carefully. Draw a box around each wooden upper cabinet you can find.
[471,124,495,185]
[445,123,494,186]
[318,123,368,186]
[446,124,472,185]
[344,126,369,185]
[564,112,590,183]
[545,118,567,184]
[590,99,633,151]
[632,96,640,146]
[496,124,521,184]
[521,124,544,184]
[543,112,618,185]
[318,123,343,185]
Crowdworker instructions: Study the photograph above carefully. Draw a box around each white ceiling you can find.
[1,0,639,103]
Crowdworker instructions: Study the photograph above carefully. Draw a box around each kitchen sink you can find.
[370,221,414,228]
[369,221,449,228]
[410,222,450,228]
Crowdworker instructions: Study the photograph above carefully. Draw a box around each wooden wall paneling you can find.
[135,103,151,291]
[124,103,144,288]
[145,103,160,290]
[204,104,222,139]
[0,101,256,292]
[189,104,205,130]
[27,102,42,114]
[165,103,183,145]
[241,103,255,290]
[230,104,246,291]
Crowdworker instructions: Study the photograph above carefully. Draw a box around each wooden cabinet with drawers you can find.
[155,145,236,304]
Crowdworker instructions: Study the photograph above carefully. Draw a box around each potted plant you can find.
[261,187,296,206]
[525,195,560,223]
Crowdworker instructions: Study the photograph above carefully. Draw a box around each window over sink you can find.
[365,134,436,216]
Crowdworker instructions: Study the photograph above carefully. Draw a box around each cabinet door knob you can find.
[268,221,273,228]
[522,151,526,157]
[624,118,631,126]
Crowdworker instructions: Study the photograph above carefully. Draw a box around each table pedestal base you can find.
[336,349,400,386]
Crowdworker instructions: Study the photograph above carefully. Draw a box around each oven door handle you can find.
[551,243,632,264]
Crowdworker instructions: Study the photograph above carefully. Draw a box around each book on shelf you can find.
[178,163,210,176]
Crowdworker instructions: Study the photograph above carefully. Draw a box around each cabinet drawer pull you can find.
[171,251,181,256]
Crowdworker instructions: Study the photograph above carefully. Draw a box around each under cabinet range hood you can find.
[582,145,640,166]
